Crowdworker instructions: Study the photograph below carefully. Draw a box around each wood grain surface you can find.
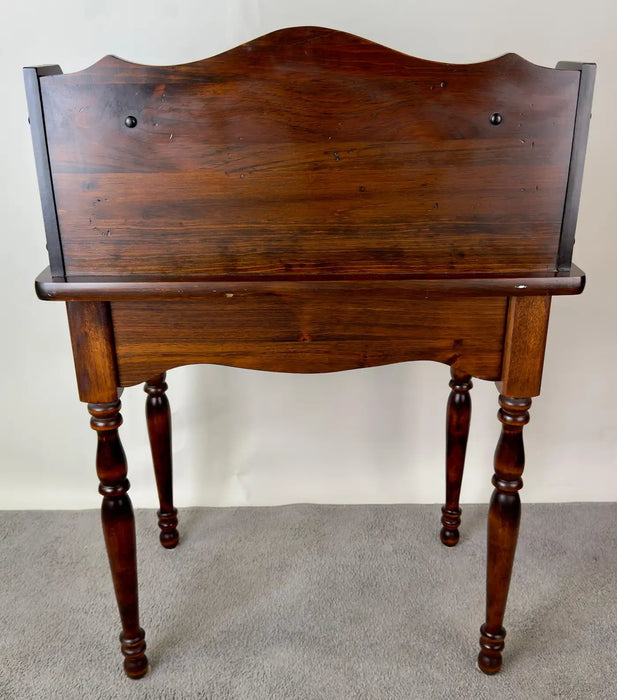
[111,294,508,385]
[24,26,596,680]
[38,27,581,278]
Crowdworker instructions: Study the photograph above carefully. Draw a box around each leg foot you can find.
[145,374,179,549]
[440,506,462,547]
[477,623,505,674]
[157,509,179,549]
[440,368,472,546]
[121,628,149,679]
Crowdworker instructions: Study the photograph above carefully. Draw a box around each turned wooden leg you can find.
[440,368,472,546]
[145,373,179,549]
[89,400,149,679]
[478,394,531,675]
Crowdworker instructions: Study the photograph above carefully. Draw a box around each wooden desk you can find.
[25,27,595,678]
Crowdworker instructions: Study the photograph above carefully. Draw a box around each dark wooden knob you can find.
[124,115,138,128]
[489,112,503,125]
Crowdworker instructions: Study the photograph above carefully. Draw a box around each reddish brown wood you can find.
[36,27,581,278]
[555,62,596,270]
[110,296,507,386]
[89,399,148,679]
[500,296,551,398]
[35,265,586,302]
[23,65,65,277]
[478,394,531,674]
[144,374,178,548]
[24,27,596,679]
[66,301,118,403]
[440,368,472,546]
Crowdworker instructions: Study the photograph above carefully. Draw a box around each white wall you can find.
[1,0,616,509]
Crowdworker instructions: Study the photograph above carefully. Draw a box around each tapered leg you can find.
[145,373,179,549]
[478,394,531,674]
[89,400,148,679]
[440,368,472,546]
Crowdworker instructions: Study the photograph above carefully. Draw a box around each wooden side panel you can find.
[500,295,551,397]
[556,62,596,270]
[23,65,65,277]
[38,27,580,277]
[110,294,508,385]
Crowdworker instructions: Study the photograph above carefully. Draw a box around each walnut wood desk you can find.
[25,27,595,679]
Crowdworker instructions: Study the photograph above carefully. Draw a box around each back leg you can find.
[145,373,179,548]
[440,367,472,546]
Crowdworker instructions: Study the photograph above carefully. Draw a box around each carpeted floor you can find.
[1,503,616,699]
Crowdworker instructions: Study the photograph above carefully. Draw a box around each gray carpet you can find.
[1,503,616,699]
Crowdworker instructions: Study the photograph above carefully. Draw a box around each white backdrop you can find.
[1,0,615,509]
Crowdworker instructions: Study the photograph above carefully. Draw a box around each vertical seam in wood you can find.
[105,301,121,393]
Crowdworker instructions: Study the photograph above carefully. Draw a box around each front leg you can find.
[89,400,148,679]
[477,394,531,674]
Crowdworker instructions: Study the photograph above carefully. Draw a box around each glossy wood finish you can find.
[89,399,148,679]
[37,27,581,278]
[441,368,472,546]
[35,265,586,302]
[478,395,531,674]
[501,295,551,398]
[555,62,596,271]
[23,65,65,277]
[110,296,507,385]
[25,27,595,679]
[66,301,118,402]
[144,374,178,548]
